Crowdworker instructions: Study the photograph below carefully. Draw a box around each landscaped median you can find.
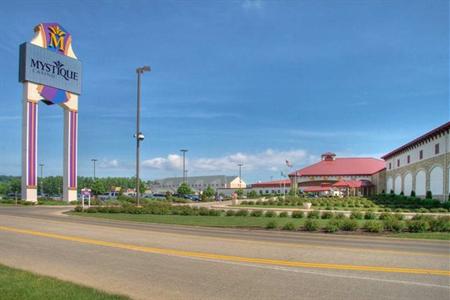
[0,263,129,300]
[69,202,450,240]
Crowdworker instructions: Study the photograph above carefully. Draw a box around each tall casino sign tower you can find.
[19,23,82,202]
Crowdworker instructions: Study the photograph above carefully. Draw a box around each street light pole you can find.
[180,149,188,184]
[91,159,97,180]
[39,163,44,197]
[238,163,243,189]
[135,66,151,207]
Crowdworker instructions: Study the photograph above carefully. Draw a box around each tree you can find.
[247,190,258,199]
[203,186,215,198]
[177,183,192,196]
[8,179,21,199]
[235,189,244,197]
[91,180,106,196]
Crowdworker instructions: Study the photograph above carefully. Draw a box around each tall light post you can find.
[91,158,97,180]
[238,163,243,189]
[135,66,151,207]
[180,149,188,184]
[39,163,44,197]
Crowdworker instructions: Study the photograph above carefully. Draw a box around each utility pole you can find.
[91,158,97,180]
[180,149,188,184]
[135,66,151,206]
[39,163,44,197]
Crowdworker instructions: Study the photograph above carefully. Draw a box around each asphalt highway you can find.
[0,206,448,300]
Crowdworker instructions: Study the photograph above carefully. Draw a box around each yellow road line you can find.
[0,225,449,277]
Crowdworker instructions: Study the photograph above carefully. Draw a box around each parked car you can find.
[98,192,119,201]
[144,193,166,200]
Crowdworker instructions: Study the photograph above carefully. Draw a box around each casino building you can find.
[382,122,449,201]
[289,153,386,196]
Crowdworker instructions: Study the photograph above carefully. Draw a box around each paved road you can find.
[0,206,448,300]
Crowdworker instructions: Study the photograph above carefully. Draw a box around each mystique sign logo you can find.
[30,59,79,81]
[19,42,82,95]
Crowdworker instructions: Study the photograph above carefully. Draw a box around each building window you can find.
[435,143,439,154]
[397,159,400,167]
[407,155,410,164]
[419,150,423,160]
[389,163,391,170]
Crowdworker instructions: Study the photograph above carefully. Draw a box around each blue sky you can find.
[0,0,448,183]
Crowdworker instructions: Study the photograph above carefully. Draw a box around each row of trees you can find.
[0,176,148,197]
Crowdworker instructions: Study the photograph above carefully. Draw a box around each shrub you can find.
[225,210,236,216]
[307,210,320,219]
[410,190,416,197]
[339,219,359,231]
[250,210,263,217]
[282,222,297,231]
[279,212,288,218]
[383,219,405,232]
[291,211,304,218]
[199,207,210,216]
[350,211,363,219]
[235,209,249,217]
[324,220,341,233]
[208,209,222,216]
[321,211,334,219]
[335,213,346,219]
[407,220,430,232]
[265,220,278,229]
[304,219,319,231]
[74,206,83,212]
[364,212,377,220]
[86,207,98,213]
[364,220,383,233]
[429,216,450,232]
[264,211,277,218]
[425,191,432,199]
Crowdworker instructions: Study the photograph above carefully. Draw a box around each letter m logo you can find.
[48,25,66,51]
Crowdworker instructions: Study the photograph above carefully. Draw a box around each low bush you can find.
[265,220,278,229]
[250,210,263,217]
[364,212,377,220]
[335,213,346,219]
[339,219,359,231]
[264,211,277,218]
[307,210,320,219]
[74,206,83,212]
[429,216,450,232]
[278,212,288,218]
[225,210,236,216]
[324,220,341,233]
[208,209,222,216]
[350,211,363,219]
[282,222,297,231]
[383,219,405,232]
[407,220,430,232]
[364,220,383,233]
[321,211,334,219]
[291,211,304,218]
[235,209,249,217]
[86,207,98,213]
[304,219,319,231]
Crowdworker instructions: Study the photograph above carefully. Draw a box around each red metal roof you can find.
[289,157,385,177]
[251,179,291,188]
[381,122,450,159]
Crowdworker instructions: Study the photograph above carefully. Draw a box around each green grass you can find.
[387,232,450,240]
[69,212,450,240]
[70,212,312,228]
[0,263,129,300]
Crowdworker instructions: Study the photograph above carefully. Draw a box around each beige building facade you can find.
[382,122,449,201]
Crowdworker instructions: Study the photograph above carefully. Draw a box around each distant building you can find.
[289,153,386,196]
[249,179,291,195]
[382,122,449,200]
[150,175,246,194]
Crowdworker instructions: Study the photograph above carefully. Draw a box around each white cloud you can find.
[99,159,120,168]
[242,0,264,10]
[142,149,317,174]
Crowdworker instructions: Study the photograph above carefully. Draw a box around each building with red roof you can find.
[249,179,291,195]
[289,152,386,196]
